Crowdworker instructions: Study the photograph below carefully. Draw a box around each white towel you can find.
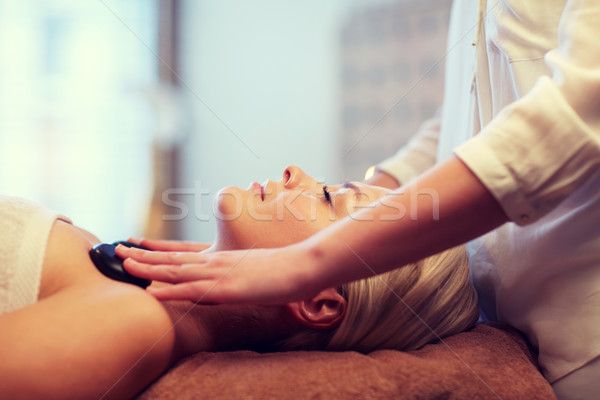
[0,196,71,315]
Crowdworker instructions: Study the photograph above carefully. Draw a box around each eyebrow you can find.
[341,181,361,194]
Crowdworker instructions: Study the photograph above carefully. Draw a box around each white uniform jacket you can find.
[379,0,600,383]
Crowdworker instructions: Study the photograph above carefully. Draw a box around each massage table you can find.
[138,323,556,399]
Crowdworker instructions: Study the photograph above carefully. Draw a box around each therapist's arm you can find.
[303,155,508,290]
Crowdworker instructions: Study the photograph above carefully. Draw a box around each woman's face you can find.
[214,165,391,250]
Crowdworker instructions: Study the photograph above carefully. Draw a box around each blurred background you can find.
[0,0,450,243]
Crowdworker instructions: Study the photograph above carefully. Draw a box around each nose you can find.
[283,165,314,189]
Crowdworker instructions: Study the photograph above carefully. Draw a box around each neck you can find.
[161,299,299,365]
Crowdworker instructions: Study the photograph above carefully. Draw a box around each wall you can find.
[178,1,344,241]
[339,0,451,179]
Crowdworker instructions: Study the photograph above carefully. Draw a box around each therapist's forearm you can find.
[302,155,509,287]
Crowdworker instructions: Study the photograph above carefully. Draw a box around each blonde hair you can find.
[276,245,478,352]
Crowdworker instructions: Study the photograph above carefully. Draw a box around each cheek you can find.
[230,209,333,249]
[219,219,318,249]
[217,192,336,249]
[267,217,331,247]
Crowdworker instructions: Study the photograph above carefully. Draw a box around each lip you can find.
[262,180,274,202]
[250,182,264,201]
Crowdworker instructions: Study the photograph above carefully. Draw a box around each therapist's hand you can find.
[116,244,323,305]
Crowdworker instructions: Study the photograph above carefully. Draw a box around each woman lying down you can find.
[0,166,478,399]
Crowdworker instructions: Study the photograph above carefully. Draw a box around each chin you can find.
[214,186,245,222]
[214,186,269,250]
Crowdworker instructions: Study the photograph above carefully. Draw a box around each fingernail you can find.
[123,258,136,268]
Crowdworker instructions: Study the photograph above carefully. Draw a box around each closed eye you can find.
[322,185,332,204]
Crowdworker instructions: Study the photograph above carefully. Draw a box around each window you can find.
[0,0,158,240]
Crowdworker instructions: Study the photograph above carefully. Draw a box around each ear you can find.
[285,288,346,329]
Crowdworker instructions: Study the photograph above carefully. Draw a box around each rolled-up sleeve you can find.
[378,113,441,185]
[455,0,600,225]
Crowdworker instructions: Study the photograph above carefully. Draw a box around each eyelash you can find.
[322,185,332,204]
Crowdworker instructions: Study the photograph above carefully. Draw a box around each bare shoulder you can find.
[40,219,103,298]
[0,220,177,399]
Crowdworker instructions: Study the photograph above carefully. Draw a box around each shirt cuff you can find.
[454,137,536,226]
[377,157,421,187]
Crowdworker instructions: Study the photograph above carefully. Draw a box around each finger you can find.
[122,258,218,283]
[122,258,178,282]
[139,239,186,251]
[116,245,205,265]
[139,238,211,252]
[180,241,212,252]
[126,237,143,245]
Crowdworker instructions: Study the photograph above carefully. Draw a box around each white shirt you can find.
[379,0,600,383]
